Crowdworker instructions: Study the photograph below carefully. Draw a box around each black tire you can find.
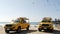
[16,26,21,33]
[5,30,9,33]
[26,26,29,30]
[50,29,53,32]
[38,28,41,31]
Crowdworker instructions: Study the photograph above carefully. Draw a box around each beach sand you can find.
[0,25,60,34]
[0,26,6,34]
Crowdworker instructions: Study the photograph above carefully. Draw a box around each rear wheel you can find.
[16,26,21,33]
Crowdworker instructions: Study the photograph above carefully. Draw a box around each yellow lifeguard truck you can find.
[38,17,54,32]
[4,17,30,33]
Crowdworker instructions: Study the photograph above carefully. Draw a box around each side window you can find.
[21,19,26,23]
[15,20,20,22]
[22,20,26,23]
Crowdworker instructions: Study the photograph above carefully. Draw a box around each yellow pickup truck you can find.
[4,17,30,33]
[38,17,54,32]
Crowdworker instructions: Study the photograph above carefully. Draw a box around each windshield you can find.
[14,20,20,23]
[13,19,29,23]
[42,20,51,22]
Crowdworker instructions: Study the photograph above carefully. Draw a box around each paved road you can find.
[0,25,60,34]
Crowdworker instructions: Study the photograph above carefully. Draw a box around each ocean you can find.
[30,22,38,25]
[0,22,38,26]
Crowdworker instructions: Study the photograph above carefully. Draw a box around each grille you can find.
[6,24,12,27]
[42,24,49,26]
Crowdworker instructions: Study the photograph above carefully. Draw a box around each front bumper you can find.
[4,27,16,31]
[38,26,53,30]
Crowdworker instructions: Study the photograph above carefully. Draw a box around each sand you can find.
[0,25,60,34]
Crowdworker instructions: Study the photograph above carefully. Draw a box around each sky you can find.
[0,0,60,22]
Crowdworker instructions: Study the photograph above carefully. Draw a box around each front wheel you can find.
[49,29,53,32]
[16,27,21,33]
[5,30,9,33]
[26,26,29,30]
[38,28,41,31]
